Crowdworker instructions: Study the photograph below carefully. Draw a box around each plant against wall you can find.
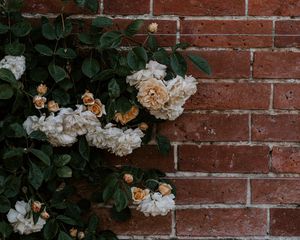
[0,0,211,239]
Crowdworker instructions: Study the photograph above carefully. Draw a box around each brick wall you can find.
[24,0,300,239]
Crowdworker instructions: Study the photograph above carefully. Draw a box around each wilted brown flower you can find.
[87,99,105,117]
[115,106,139,125]
[81,90,95,105]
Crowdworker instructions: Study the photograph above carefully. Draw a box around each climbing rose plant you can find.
[0,0,211,239]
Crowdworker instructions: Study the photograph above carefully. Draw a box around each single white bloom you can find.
[7,201,46,235]
[0,55,26,80]
[23,116,39,135]
[137,192,175,217]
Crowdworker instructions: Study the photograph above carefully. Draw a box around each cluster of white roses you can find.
[0,55,26,80]
[23,90,145,156]
[126,60,198,120]
[130,183,175,217]
[7,200,49,235]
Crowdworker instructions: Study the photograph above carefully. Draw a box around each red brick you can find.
[252,179,300,204]
[185,83,271,110]
[275,21,300,47]
[178,145,269,173]
[176,208,267,237]
[187,51,251,79]
[23,0,94,14]
[175,179,247,204]
[158,114,249,142]
[103,0,150,15]
[154,0,245,16]
[181,20,272,48]
[249,0,300,16]
[270,209,300,236]
[252,114,300,141]
[272,147,300,173]
[274,84,300,109]
[102,145,175,172]
[253,52,300,79]
[93,207,172,235]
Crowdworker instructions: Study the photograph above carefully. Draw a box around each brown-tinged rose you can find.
[41,211,50,220]
[137,78,169,110]
[77,231,85,240]
[148,22,158,33]
[36,84,47,96]
[131,187,150,203]
[33,95,47,109]
[69,228,78,238]
[81,90,95,105]
[31,201,42,213]
[114,106,139,125]
[47,100,60,112]
[87,99,106,118]
[123,173,133,184]
[158,183,172,196]
[139,122,148,131]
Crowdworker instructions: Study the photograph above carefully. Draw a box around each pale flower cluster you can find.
[7,201,46,235]
[0,55,26,80]
[126,60,197,120]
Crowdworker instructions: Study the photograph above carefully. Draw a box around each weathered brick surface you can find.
[103,0,150,15]
[178,145,270,173]
[181,20,272,48]
[176,209,267,236]
[185,83,271,110]
[275,21,300,47]
[175,178,247,204]
[270,209,300,236]
[272,147,300,173]
[249,0,300,16]
[274,84,300,109]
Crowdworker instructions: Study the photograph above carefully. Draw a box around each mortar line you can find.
[248,113,252,142]
[269,83,274,110]
[100,0,104,14]
[170,210,176,237]
[149,0,153,16]
[246,178,251,206]
[117,236,300,240]
[267,208,270,236]
[245,0,249,16]
[176,17,180,44]
[272,20,276,48]
[166,172,300,178]
[174,144,178,171]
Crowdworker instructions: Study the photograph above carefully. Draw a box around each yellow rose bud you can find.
[81,90,95,106]
[148,22,158,33]
[69,228,78,238]
[131,187,150,203]
[33,95,47,109]
[139,122,148,131]
[123,173,133,184]
[158,183,172,196]
[37,84,47,96]
[77,231,85,240]
[47,100,60,112]
[87,99,106,118]
[41,211,50,220]
[31,201,42,213]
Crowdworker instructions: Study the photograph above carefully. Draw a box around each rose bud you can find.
[131,187,150,204]
[148,22,158,33]
[33,95,47,109]
[69,228,78,238]
[81,90,95,105]
[123,173,133,184]
[31,201,42,213]
[47,100,60,112]
[37,84,47,96]
[77,231,85,240]
[139,122,148,131]
[87,99,106,118]
[158,183,172,196]
[41,210,50,220]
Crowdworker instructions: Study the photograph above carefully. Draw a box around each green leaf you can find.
[56,48,77,59]
[6,0,23,12]
[3,148,24,159]
[102,177,118,202]
[74,0,99,12]
[11,21,32,37]
[28,161,44,190]
[55,18,72,39]
[124,19,144,36]
[58,231,73,240]
[147,35,158,51]
[79,137,90,161]
[99,31,122,49]
[34,44,53,56]
[29,130,48,141]
[8,123,26,137]
[108,79,120,99]
[153,48,170,66]
[43,219,59,240]
[4,42,25,56]
[0,196,10,213]
[52,88,70,105]
[172,42,190,52]
[56,215,77,225]
[78,33,93,45]
[127,47,148,70]
[0,84,13,99]
[29,148,51,166]
[156,135,171,155]
[82,58,100,78]
[116,97,132,114]
[4,176,20,198]
[0,68,16,83]
[106,99,116,122]
[0,221,13,238]
[113,188,128,212]
[188,54,211,76]
[92,17,113,28]
[87,214,99,234]
[54,154,71,167]
[56,166,72,178]
[42,23,57,40]
[0,23,9,34]
[48,62,67,83]
[170,52,187,77]
[91,69,115,82]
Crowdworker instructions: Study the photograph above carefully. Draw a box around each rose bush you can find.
[0,0,211,239]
